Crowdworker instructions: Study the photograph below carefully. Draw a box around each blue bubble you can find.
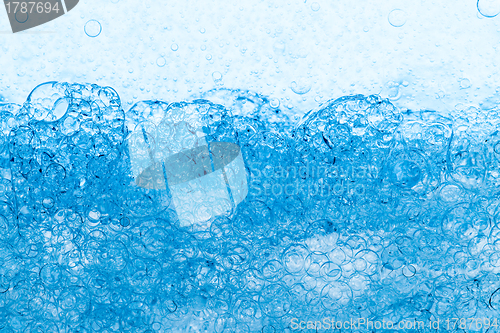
[84,19,102,37]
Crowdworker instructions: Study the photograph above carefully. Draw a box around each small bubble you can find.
[212,71,223,82]
[269,98,280,108]
[171,43,179,51]
[460,78,471,89]
[199,28,206,34]
[311,2,320,11]
[477,0,500,17]
[84,20,102,37]
[120,217,130,227]
[363,26,369,32]
[206,54,212,60]
[156,57,166,67]
[388,9,407,27]
[401,80,409,87]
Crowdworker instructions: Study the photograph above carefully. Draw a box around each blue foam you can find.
[1,81,499,332]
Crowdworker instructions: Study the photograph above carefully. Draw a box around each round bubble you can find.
[156,56,166,67]
[477,0,500,17]
[290,78,311,95]
[460,78,471,89]
[15,11,28,23]
[85,20,102,37]
[388,9,407,27]
[269,98,280,109]
[212,71,223,82]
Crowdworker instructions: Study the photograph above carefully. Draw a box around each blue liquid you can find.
[0,81,499,331]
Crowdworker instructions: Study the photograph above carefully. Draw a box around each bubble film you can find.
[1,82,500,332]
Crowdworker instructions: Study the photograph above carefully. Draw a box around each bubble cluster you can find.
[1,82,500,331]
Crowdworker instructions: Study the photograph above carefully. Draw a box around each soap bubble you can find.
[84,20,102,37]
[311,2,320,11]
[388,9,407,27]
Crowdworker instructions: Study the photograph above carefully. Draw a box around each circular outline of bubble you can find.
[85,19,102,38]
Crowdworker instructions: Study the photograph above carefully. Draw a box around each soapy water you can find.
[1,82,500,332]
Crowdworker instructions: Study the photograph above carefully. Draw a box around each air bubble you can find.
[460,78,471,89]
[311,2,320,11]
[477,0,500,17]
[84,20,102,37]
[269,98,280,109]
[156,56,166,67]
[171,43,179,51]
[212,71,223,82]
[388,9,407,27]
[290,78,311,95]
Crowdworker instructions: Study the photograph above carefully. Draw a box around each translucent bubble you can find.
[269,98,280,109]
[321,281,352,309]
[84,20,102,37]
[25,82,68,122]
[290,78,311,95]
[311,2,320,11]
[388,9,407,27]
[212,71,223,82]
[282,245,308,274]
[460,78,471,89]
[477,0,500,17]
[259,284,291,317]
[156,56,166,67]
[171,43,179,51]
[40,264,62,288]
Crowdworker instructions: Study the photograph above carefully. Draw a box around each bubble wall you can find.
[0,81,500,332]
